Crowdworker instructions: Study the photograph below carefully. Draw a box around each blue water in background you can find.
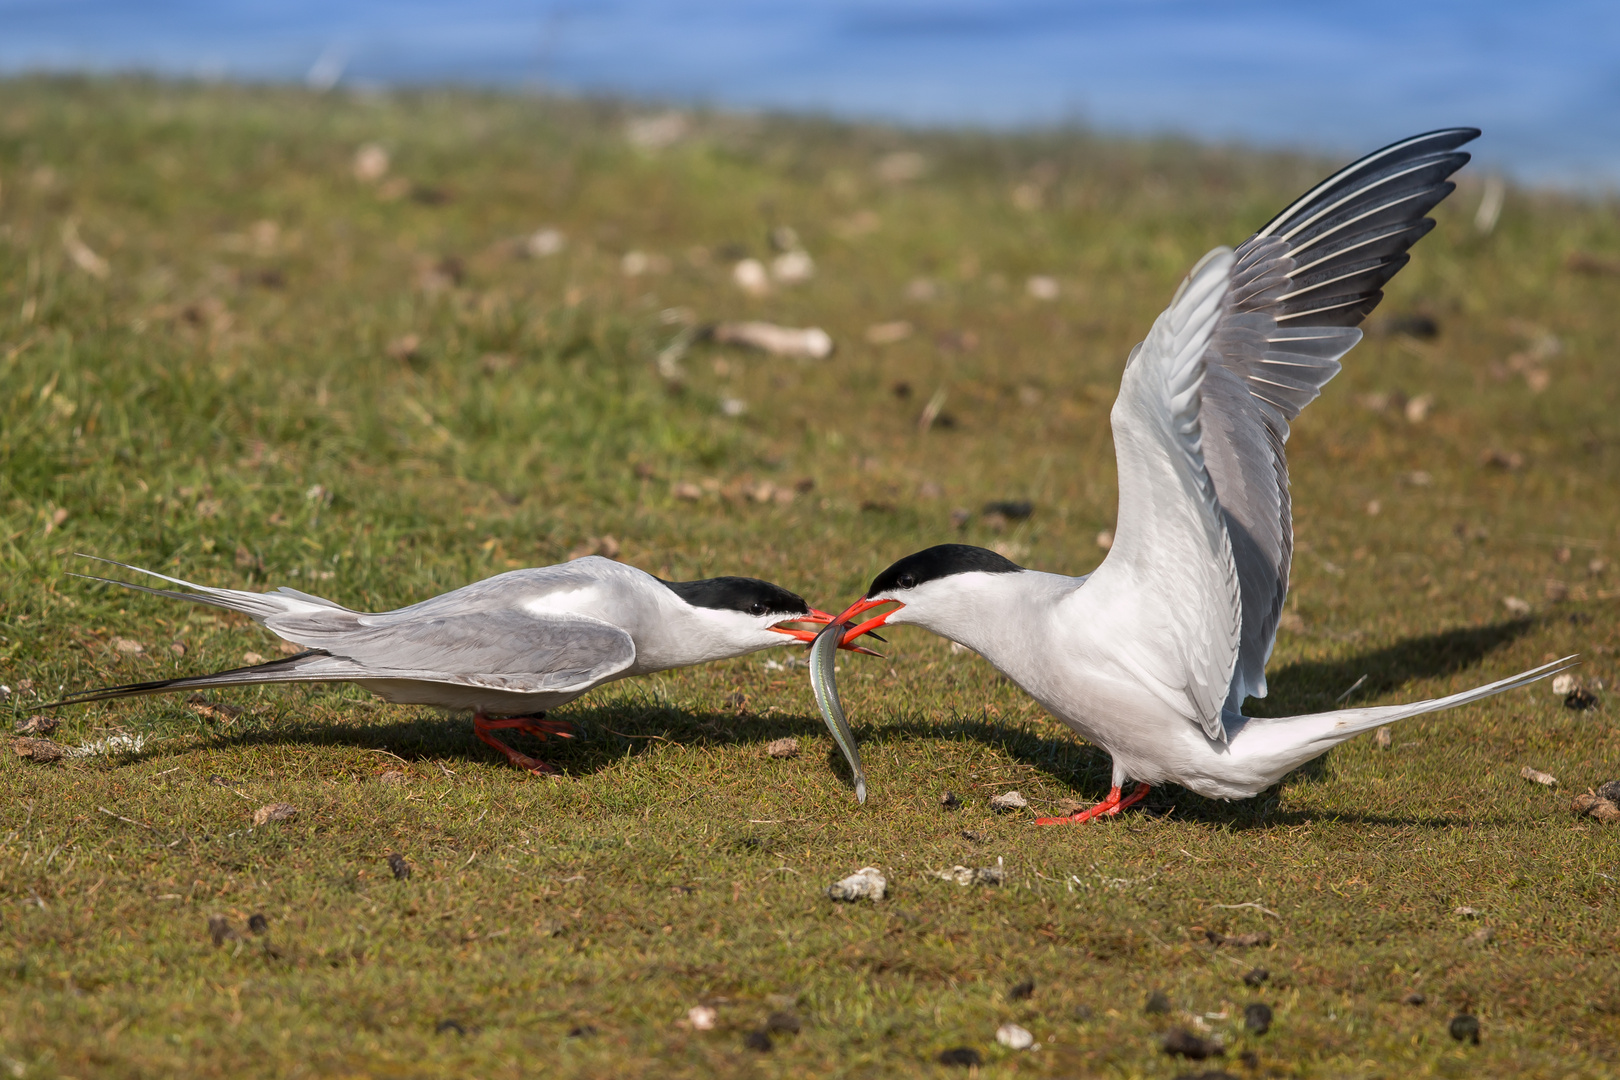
[3,0,1617,188]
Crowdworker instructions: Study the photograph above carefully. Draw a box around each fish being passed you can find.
[809,617,867,803]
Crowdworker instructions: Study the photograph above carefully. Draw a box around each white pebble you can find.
[526,228,565,257]
[990,790,1028,812]
[352,143,389,182]
[732,258,770,296]
[1519,765,1558,787]
[827,867,886,902]
[771,250,815,284]
[996,1023,1034,1050]
[1026,275,1060,300]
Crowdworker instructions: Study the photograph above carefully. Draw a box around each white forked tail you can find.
[1218,656,1578,795]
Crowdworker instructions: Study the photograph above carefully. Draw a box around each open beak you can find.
[829,596,904,648]
[770,609,885,655]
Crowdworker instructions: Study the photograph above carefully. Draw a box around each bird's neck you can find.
[629,599,759,673]
[896,570,1078,668]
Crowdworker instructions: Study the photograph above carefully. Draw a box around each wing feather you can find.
[67,558,639,699]
[1201,128,1476,721]
[1087,249,1244,740]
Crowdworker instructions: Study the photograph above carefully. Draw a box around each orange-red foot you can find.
[1035,782,1150,825]
[476,715,577,740]
[473,712,568,774]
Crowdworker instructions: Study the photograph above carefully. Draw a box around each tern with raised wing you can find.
[58,555,858,773]
[822,129,1575,818]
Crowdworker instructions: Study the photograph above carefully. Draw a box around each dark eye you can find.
[897,573,917,589]
[749,602,768,617]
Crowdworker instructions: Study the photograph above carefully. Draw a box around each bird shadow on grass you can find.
[203,617,1539,828]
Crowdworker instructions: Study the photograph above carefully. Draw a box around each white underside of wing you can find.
[1064,248,1244,741]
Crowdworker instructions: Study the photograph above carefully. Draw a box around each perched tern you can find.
[57,555,856,773]
[825,129,1575,819]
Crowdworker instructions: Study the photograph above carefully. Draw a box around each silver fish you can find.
[809,618,867,803]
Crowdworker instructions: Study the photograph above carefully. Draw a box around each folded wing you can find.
[61,559,637,702]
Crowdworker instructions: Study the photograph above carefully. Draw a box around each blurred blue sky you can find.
[3,0,1617,188]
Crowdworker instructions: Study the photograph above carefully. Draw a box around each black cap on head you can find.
[866,544,1022,598]
[661,576,811,618]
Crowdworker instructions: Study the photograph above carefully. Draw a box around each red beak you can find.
[769,609,884,655]
[829,596,904,648]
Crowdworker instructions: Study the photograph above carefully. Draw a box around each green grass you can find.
[2,76,1619,1077]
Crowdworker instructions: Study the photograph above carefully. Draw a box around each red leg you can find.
[475,715,576,740]
[1035,782,1150,825]
[473,712,564,774]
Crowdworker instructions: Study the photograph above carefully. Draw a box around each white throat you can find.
[890,570,1079,666]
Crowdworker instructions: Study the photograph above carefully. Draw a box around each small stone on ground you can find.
[826,866,887,902]
[13,737,64,763]
[936,1047,981,1067]
[989,790,1027,812]
[252,802,298,826]
[1162,1028,1224,1060]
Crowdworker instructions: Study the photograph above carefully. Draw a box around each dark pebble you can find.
[765,1011,801,1034]
[1073,1005,1094,1021]
[206,915,238,946]
[247,913,268,935]
[1385,312,1440,339]
[1597,779,1620,803]
[1243,1003,1272,1035]
[1163,1028,1224,1060]
[936,1047,982,1067]
[1008,978,1035,1001]
[891,381,913,399]
[744,1029,773,1052]
[567,1024,596,1038]
[436,1019,465,1036]
[734,837,765,853]
[982,500,1034,520]
[208,775,232,787]
[1403,992,1427,1006]
[1449,1014,1480,1044]
[940,791,961,810]
[1145,989,1172,1014]
[387,852,411,880]
[960,830,984,843]
[1242,967,1269,988]
[1565,688,1599,711]
[1239,1049,1260,1068]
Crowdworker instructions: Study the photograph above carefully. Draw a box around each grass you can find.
[1,76,1618,1077]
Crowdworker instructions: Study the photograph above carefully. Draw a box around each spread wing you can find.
[1201,128,1477,718]
[1085,249,1244,741]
